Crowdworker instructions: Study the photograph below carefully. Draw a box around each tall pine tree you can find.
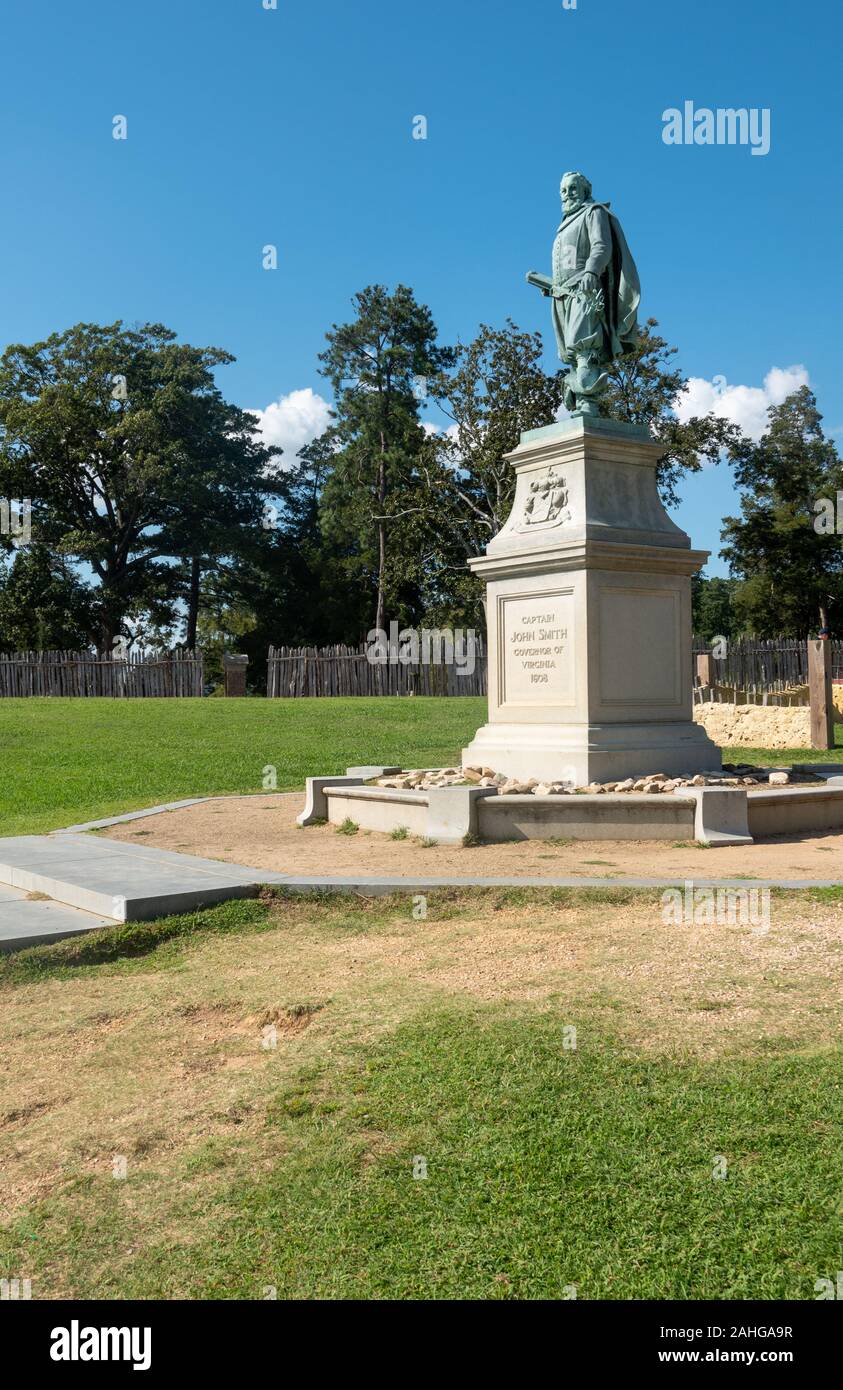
[317,285,455,632]
[721,386,843,635]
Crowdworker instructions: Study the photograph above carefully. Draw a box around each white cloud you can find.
[422,420,460,442]
[249,387,332,463]
[422,419,463,471]
[674,364,809,441]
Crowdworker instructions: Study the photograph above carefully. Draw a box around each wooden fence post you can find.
[808,639,834,749]
[695,652,714,687]
[223,653,249,697]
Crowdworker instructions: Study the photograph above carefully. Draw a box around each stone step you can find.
[0,835,289,924]
[0,882,115,953]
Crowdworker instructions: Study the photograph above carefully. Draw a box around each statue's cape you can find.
[595,201,640,355]
[558,200,640,355]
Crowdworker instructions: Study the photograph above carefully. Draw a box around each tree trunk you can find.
[186,556,201,649]
[375,439,387,632]
[100,611,118,657]
[818,599,830,636]
[375,520,386,632]
[98,560,125,655]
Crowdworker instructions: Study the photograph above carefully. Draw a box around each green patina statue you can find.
[527,172,640,415]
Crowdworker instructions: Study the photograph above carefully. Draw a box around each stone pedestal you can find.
[462,416,721,784]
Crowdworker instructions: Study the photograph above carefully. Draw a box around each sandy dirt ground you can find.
[100,791,843,881]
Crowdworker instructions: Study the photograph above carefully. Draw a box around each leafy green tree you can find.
[720,386,843,635]
[604,320,746,507]
[691,572,739,642]
[430,320,564,577]
[195,598,259,692]
[0,544,97,650]
[195,429,375,677]
[0,321,280,651]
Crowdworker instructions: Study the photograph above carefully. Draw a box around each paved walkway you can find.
[0,822,839,953]
[0,834,290,932]
[0,881,113,951]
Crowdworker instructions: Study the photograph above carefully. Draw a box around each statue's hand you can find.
[578,272,599,294]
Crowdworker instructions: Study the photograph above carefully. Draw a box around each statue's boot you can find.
[572,357,609,414]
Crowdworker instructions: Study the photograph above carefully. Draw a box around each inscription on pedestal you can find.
[499,590,575,707]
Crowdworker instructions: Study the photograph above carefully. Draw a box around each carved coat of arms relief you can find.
[521,467,572,529]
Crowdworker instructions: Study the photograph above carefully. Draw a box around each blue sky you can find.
[1,0,841,575]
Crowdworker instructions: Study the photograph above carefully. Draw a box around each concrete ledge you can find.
[321,781,843,845]
[328,789,692,839]
[0,883,117,953]
[478,793,696,843]
[327,785,499,844]
[327,787,427,806]
[297,776,368,826]
[326,786,702,843]
[325,785,429,837]
[425,787,498,844]
[748,785,843,837]
[110,884,265,923]
[345,765,401,780]
[272,873,842,893]
[678,787,753,846]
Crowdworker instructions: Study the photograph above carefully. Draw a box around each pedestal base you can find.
[462,719,721,786]
[462,415,721,788]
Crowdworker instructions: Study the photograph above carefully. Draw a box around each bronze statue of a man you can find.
[527,172,640,415]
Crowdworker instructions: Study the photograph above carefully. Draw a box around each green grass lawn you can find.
[8,1009,837,1300]
[0,696,488,836]
[1,889,840,1300]
[228,1019,841,1301]
[0,696,841,836]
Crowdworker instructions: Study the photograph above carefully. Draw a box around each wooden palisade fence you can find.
[269,638,841,700]
[692,637,843,704]
[2,638,838,701]
[267,641,487,697]
[0,649,203,698]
